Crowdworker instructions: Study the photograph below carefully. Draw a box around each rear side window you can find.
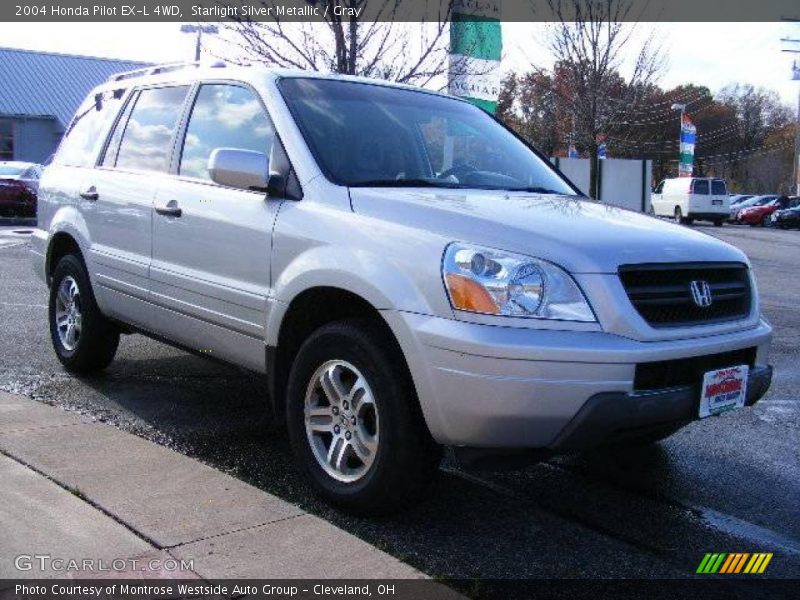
[115,86,190,173]
[692,180,709,195]
[54,90,125,167]
[178,84,274,181]
[711,180,726,195]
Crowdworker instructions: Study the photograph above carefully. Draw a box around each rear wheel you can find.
[49,254,119,373]
[286,318,441,514]
[713,219,723,227]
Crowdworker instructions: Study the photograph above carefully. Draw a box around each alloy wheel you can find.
[304,360,379,483]
[54,276,82,351]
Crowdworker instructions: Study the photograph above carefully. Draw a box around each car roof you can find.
[96,61,455,102]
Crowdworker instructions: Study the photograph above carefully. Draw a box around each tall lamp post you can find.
[671,103,687,176]
[180,24,219,62]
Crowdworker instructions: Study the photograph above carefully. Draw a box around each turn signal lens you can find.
[445,273,500,314]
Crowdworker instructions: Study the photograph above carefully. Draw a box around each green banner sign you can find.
[448,1,502,113]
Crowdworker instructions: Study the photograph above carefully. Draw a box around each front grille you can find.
[634,347,756,391]
[619,262,751,328]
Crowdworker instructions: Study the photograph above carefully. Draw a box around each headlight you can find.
[442,243,596,322]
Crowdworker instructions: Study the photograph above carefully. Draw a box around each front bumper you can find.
[551,365,772,450]
[388,312,773,449]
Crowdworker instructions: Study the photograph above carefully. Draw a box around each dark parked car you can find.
[0,161,41,218]
[771,199,800,228]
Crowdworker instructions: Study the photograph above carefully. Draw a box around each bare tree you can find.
[216,0,465,89]
[544,0,665,197]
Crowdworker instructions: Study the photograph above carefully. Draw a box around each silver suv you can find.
[32,64,773,513]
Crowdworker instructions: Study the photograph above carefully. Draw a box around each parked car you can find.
[737,195,794,226]
[770,199,800,228]
[651,177,729,226]
[31,64,773,514]
[0,161,41,218]
[729,195,772,222]
[729,194,753,206]
[727,195,754,222]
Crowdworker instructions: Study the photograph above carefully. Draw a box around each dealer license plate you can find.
[699,365,748,418]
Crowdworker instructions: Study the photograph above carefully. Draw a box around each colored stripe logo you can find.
[697,552,773,574]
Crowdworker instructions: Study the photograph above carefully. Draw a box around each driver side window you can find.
[179,84,274,181]
[653,181,664,194]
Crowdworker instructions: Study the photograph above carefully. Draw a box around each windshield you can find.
[754,196,777,206]
[0,164,25,177]
[278,78,577,194]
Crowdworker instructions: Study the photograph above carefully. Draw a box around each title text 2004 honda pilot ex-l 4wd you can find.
[32,64,773,514]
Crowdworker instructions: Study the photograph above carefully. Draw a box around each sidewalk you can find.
[0,392,423,580]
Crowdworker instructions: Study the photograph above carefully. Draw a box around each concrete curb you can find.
[0,392,424,579]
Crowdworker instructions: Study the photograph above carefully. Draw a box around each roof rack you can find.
[108,60,227,82]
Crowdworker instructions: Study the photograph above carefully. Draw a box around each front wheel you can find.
[674,206,683,224]
[713,219,723,227]
[286,319,441,514]
[49,254,119,373]
[762,215,772,227]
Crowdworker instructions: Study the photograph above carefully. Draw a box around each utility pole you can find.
[781,30,800,195]
[180,24,219,62]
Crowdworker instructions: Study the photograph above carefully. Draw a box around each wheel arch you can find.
[46,231,86,286]
[266,286,426,431]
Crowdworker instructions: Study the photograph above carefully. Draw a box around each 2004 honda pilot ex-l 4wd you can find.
[32,64,772,514]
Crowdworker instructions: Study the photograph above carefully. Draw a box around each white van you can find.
[651,177,729,226]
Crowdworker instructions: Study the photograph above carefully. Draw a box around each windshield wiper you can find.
[349,178,464,189]
[508,186,568,195]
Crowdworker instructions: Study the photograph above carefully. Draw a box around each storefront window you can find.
[0,119,13,160]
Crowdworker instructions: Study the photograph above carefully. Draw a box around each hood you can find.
[350,189,747,274]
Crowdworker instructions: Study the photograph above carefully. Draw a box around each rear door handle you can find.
[155,204,182,218]
[79,186,98,201]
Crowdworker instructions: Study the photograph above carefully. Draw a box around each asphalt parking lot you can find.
[1,222,798,586]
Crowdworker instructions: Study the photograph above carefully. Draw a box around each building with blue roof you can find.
[0,47,149,163]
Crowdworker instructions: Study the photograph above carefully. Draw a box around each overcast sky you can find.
[0,21,798,106]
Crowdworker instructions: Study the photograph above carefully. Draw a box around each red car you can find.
[737,195,796,227]
[0,161,42,219]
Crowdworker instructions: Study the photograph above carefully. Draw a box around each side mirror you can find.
[208,148,269,191]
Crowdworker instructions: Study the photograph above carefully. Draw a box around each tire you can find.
[713,219,723,227]
[762,215,772,228]
[286,318,441,514]
[49,254,119,373]
[674,206,684,224]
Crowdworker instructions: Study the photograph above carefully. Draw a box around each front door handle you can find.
[155,203,182,218]
[79,186,98,201]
